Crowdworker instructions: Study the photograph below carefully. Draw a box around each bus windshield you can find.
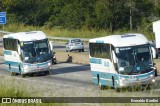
[115,44,153,75]
[20,39,51,63]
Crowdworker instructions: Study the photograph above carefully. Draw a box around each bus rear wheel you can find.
[9,64,15,76]
[11,72,16,76]
[98,75,104,90]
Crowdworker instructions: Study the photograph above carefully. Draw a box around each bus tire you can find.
[112,77,120,92]
[11,72,16,76]
[115,88,121,92]
[21,74,25,78]
[112,77,115,88]
[146,84,151,90]
[19,66,25,78]
[45,71,50,75]
[97,75,104,90]
[9,64,15,76]
[155,69,158,77]
[156,54,158,59]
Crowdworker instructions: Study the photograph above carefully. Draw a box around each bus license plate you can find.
[37,68,42,71]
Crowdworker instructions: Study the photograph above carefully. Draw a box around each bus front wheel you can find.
[112,77,121,92]
[45,71,50,75]
[19,66,25,78]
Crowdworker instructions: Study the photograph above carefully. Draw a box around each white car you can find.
[66,38,84,52]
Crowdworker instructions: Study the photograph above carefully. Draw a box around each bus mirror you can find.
[49,41,53,51]
[112,51,117,63]
[18,45,21,54]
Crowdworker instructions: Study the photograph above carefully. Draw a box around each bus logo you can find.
[2,98,11,103]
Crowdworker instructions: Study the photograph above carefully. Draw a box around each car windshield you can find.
[20,39,51,63]
[71,39,81,43]
[115,44,153,75]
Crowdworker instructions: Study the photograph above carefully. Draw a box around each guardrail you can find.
[0,30,13,36]
[0,30,89,42]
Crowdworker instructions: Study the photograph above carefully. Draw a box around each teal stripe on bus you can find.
[4,50,12,55]
[91,70,119,87]
[90,58,102,64]
[5,61,22,68]
[96,40,104,43]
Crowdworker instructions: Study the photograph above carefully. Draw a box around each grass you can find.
[0,23,155,40]
[0,80,28,97]
[0,79,68,106]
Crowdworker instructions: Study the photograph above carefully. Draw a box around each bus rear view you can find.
[89,33,156,91]
[3,31,52,77]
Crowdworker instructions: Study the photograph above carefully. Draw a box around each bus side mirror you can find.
[18,45,21,54]
[49,41,53,51]
[112,51,117,63]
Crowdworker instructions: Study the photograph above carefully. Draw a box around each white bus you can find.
[3,31,53,77]
[89,33,156,90]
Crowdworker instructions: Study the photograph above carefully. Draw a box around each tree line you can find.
[0,0,160,32]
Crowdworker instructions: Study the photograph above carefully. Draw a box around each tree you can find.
[2,0,53,26]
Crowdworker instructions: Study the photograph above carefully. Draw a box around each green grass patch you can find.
[1,23,155,40]
[0,80,67,106]
[0,81,28,97]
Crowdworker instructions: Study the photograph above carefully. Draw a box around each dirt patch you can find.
[55,51,89,64]
[0,48,3,56]
[154,59,160,72]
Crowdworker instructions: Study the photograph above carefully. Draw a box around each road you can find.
[0,56,160,98]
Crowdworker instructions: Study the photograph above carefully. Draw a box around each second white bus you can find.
[89,33,156,90]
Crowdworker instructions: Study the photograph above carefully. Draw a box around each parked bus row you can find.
[3,31,158,91]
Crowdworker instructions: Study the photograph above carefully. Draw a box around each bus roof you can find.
[89,33,148,47]
[3,31,47,41]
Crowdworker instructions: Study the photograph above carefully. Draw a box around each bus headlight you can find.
[24,65,29,70]
[120,77,125,83]
[152,79,155,83]
[48,62,51,66]
[150,74,154,78]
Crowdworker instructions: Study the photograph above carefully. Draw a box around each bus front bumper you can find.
[117,76,155,88]
[22,61,52,74]
[22,66,52,74]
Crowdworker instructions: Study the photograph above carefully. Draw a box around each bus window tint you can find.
[89,43,111,59]
[3,38,18,51]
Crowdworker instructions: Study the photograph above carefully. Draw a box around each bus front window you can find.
[116,45,153,75]
[20,39,51,63]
